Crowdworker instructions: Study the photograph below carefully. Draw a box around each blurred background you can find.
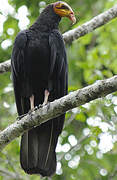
[1,0,117,179]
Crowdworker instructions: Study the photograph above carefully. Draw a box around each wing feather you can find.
[49,29,68,97]
[11,30,29,115]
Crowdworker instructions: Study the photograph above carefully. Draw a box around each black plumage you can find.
[11,3,68,177]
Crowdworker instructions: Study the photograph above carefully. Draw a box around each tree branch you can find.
[63,4,117,43]
[0,60,11,74]
[0,4,117,73]
[0,75,117,151]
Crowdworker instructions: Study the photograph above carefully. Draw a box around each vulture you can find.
[11,1,76,177]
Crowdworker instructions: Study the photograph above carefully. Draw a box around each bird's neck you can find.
[29,5,61,32]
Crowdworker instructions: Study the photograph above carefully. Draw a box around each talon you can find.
[43,102,47,106]
[47,102,50,110]
[34,106,38,111]
[38,104,43,108]
[28,109,35,115]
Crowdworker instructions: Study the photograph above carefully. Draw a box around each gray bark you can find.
[0,75,117,151]
[0,60,11,74]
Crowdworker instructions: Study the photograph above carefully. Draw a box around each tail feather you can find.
[20,116,64,177]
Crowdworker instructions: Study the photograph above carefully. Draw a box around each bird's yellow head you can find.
[53,1,76,24]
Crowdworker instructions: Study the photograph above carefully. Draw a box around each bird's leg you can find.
[43,89,50,106]
[18,94,35,119]
[30,94,34,110]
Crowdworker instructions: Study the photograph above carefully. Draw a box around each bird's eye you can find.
[61,5,69,10]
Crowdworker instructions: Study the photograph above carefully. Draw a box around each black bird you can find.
[11,1,76,177]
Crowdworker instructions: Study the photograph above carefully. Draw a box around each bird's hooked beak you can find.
[53,1,76,25]
[68,12,76,25]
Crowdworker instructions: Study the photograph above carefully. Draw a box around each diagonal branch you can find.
[63,4,117,43]
[0,75,117,151]
[0,4,117,73]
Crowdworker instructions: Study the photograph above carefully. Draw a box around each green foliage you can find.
[1,0,117,179]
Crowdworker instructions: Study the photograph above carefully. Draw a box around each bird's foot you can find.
[46,101,50,110]
[33,106,38,111]
[42,98,50,106]
[16,106,38,121]
[37,102,50,111]
[38,104,43,109]
[42,101,47,106]
[43,101,50,111]
[28,109,33,115]
[28,106,38,115]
